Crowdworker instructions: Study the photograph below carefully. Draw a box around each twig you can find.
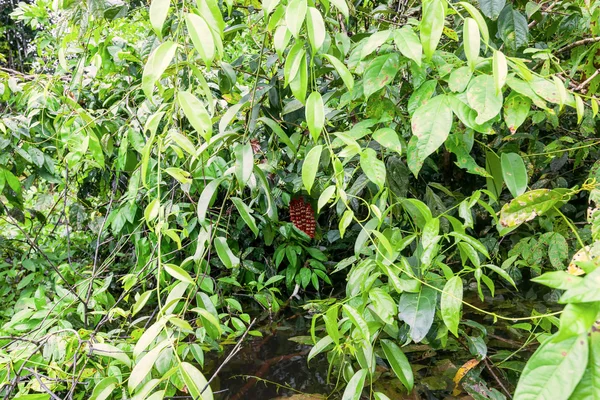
[528,0,560,29]
[575,69,600,92]
[201,318,257,395]
[23,368,63,400]
[556,37,600,54]
[483,357,513,399]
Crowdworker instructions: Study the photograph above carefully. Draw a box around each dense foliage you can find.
[1,0,600,398]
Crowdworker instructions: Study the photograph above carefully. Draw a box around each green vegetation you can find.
[1,0,600,398]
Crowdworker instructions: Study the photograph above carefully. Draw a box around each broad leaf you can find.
[466,75,503,125]
[393,27,422,66]
[302,145,322,194]
[499,189,562,228]
[381,339,414,391]
[360,148,386,189]
[398,286,437,342]
[363,53,401,99]
[185,13,215,66]
[501,152,528,197]
[178,91,212,141]
[420,0,444,60]
[514,333,588,400]
[342,369,367,400]
[142,41,177,99]
[285,0,307,38]
[441,276,463,336]
[306,91,324,142]
[149,0,170,38]
[478,0,505,20]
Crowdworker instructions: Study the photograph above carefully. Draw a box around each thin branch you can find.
[575,69,600,92]
[557,36,600,54]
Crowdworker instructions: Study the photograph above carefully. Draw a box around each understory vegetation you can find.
[1,0,600,398]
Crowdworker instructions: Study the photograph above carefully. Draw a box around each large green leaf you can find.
[142,41,177,99]
[89,377,118,400]
[363,53,401,99]
[306,7,325,52]
[302,145,322,194]
[569,326,600,400]
[393,26,422,66]
[178,91,212,141]
[285,0,307,38]
[381,339,414,391]
[231,197,259,237]
[501,152,528,197]
[214,237,240,268]
[185,13,215,66]
[514,333,588,400]
[466,75,503,125]
[441,276,463,337]
[497,5,528,52]
[306,91,324,142]
[373,128,402,155]
[478,0,505,20]
[408,95,453,176]
[180,362,213,400]
[360,148,386,189]
[420,0,444,60]
[503,92,531,134]
[149,0,170,38]
[398,286,437,342]
[322,54,354,90]
[129,340,170,392]
[234,143,253,187]
[560,267,600,304]
[499,189,562,228]
[342,369,367,400]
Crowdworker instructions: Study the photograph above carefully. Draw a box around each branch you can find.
[557,37,600,54]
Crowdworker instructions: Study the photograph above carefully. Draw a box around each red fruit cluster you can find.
[289,198,316,238]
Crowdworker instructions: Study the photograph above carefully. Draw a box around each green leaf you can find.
[306,91,324,142]
[497,5,528,52]
[339,209,354,239]
[466,75,503,125]
[144,198,160,222]
[441,276,463,337]
[381,339,414,391]
[322,54,354,91]
[285,0,307,38]
[259,117,297,154]
[129,340,170,392]
[178,91,212,141]
[560,267,600,303]
[501,152,528,197]
[408,95,453,176]
[142,41,177,99]
[318,185,336,212]
[448,66,472,93]
[458,2,489,43]
[373,128,402,155]
[369,288,396,324]
[164,263,195,285]
[180,362,213,400]
[323,306,340,345]
[499,189,562,228]
[263,0,280,15]
[363,53,401,99]
[185,13,215,66]
[342,304,370,342]
[89,376,118,400]
[531,271,583,290]
[463,18,480,70]
[330,0,349,20]
[569,327,600,400]
[214,237,240,268]
[503,92,531,134]
[302,145,322,194]
[231,197,259,237]
[420,0,444,60]
[361,30,392,59]
[308,335,334,363]
[514,333,588,400]
[360,148,386,189]
[149,0,170,38]
[342,369,367,400]
[556,303,600,341]
[92,343,132,367]
[393,26,422,66]
[197,178,225,224]
[306,7,325,52]
[290,54,308,102]
[132,291,153,317]
[478,0,505,20]
[493,50,507,94]
[165,167,192,184]
[234,143,253,187]
[398,286,437,342]
[575,94,585,125]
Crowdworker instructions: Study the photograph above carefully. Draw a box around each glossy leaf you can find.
[501,152,528,197]
[214,237,240,269]
[514,333,588,400]
[285,0,307,38]
[180,362,213,400]
[302,145,322,194]
[398,286,437,342]
[342,369,367,400]
[322,54,354,90]
[178,91,212,141]
[149,0,170,38]
[185,13,215,66]
[142,41,177,99]
[463,18,480,69]
[466,75,503,125]
[231,197,259,237]
[360,148,386,189]
[306,91,324,142]
[381,339,413,391]
[493,50,507,94]
[441,276,463,336]
[373,128,402,155]
[420,0,444,60]
[306,7,325,52]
